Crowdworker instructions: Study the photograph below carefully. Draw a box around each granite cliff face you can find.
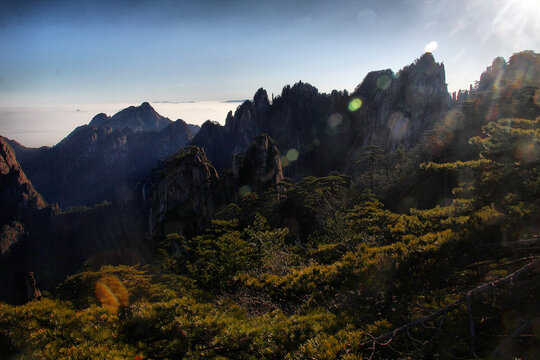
[10,103,195,207]
[0,137,46,255]
[1,137,150,304]
[145,135,284,237]
[0,137,46,215]
[345,52,452,164]
[233,135,284,193]
[144,146,220,237]
[192,53,452,178]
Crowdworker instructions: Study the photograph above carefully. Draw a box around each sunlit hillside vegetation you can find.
[1,51,539,359]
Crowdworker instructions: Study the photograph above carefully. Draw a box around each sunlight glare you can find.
[424,41,438,53]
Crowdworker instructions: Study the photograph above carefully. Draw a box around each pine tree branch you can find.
[360,258,540,352]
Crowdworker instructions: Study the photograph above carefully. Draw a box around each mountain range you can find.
[1,50,538,304]
[1,50,540,359]
[6,52,450,210]
[6,102,198,208]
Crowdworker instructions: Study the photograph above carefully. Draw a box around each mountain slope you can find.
[88,101,172,132]
[0,137,46,255]
[10,103,195,208]
[192,53,452,178]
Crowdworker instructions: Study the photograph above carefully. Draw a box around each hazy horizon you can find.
[0,100,244,147]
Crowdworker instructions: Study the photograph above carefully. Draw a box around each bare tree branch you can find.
[360,258,540,352]
[491,316,540,357]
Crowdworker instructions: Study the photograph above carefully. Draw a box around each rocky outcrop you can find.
[191,89,270,171]
[348,52,452,156]
[88,102,172,132]
[0,137,45,217]
[191,53,452,178]
[26,272,42,301]
[233,135,284,193]
[145,135,285,237]
[144,146,219,237]
[11,103,196,207]
[192,82,332,176]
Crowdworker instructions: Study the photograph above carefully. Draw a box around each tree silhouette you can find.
[357,145,384,191]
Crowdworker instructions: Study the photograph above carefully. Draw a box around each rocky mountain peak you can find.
[144,146,219,237]
[11,102,195,207]
[1,136,46,255]
[399,52,446,85]
[354,69,396,96]
[0,137,45,213]
[233,135,283,193]
[90,113,109,124]
[88,102,172,132]
[140,101,152,109]
[282,81,319,99]
[253,88,270,109]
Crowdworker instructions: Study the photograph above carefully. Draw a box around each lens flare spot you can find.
[313,138,320,146]
[281,156,290,167]
[424,41,438,53]
[239,185,252,197]
[286,149,299,161]
[376,75,391,90]
[95,276,129,312]
[388,112,409,141]
[327,113,343,128]
[515,140,538,164]
[325,126,338,136]
[348,98,362,112]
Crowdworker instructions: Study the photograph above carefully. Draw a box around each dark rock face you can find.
[144,146,220,237]
[346,52,452,163]
[1,137,150,304]
[192,53,452,178]
[233,135,284,193]
[0,201,149,304]
[26,272,42,301]
[145,135,284,237]
[0,137,45,218]
[88,102,172,132]
[0,136,46,258]
[10,103,195,208]
[187,124,201,137]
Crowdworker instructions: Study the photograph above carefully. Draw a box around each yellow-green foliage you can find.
[56,265,174,309]
[0,299,139,359]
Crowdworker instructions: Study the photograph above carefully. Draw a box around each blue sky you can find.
[0,0,538,146]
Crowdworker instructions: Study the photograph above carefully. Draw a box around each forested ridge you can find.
[1,51,539,359]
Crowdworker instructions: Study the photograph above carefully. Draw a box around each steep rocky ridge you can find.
[145,135,284,238]
[88,101,172,132]
[345,52,452,166]
[144,146,220,238]
[192,53,452,178]
[0,136,150,303]
[233,135,284,193]
[0,137,46,216]
[10,103,195,207]
[0,137,46,256]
